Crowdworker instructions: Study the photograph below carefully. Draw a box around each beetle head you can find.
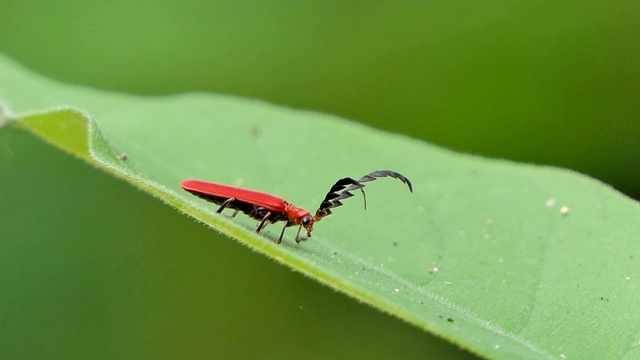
[301,214,315,238]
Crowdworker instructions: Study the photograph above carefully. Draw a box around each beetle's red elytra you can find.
[180,170,412,244]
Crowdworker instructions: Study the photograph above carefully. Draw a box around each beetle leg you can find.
[216,197,236,214]
[294,225,304,243]
[276,220,290,244]
[256,211,272,233]
[221,209,239,220]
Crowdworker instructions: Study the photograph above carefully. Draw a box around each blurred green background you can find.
[0,1,638,359]
[1,1,638,199]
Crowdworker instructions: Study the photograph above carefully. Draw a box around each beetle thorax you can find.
[283,202,311,223]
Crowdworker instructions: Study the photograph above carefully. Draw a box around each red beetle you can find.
[181,170,412,244]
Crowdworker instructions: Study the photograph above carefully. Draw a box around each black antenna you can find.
[314,170,412,221]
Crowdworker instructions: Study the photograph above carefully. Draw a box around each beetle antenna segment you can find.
[351,170,413,193]
[314,170,412,221]
[315,177,365,220]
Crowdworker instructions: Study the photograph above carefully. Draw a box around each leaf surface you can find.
[2,54,639,359]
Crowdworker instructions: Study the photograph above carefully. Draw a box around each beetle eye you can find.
[302,217,309,225]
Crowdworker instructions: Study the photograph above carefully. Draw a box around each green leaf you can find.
[2,54,639,360]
